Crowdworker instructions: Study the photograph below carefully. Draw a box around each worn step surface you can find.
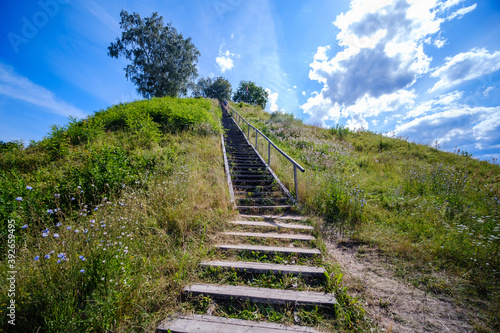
[184,284,336,307]
[200,260,326,278]
[157,314,320,333]
[240,214,306,221]
[231,220,313,230]
[215,244,321,256]
[223,231,314,241]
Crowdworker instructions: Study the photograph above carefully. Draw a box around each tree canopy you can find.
[233,81,268,109]
[108,10,200,99]
[193,76,232,101]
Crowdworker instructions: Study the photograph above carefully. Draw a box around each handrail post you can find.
[294,165,298,202]
[268,141,271,166]
[255,129,258,148]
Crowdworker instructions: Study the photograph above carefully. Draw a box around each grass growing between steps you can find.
[0,98,236,332]
[230,102,500,331]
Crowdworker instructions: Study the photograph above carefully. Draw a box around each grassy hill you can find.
[0,97,235,331]
[1,98,498,331]
[230,102,500,331]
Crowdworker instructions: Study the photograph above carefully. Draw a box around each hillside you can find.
[229,102,500,331]
[1,98,499,331]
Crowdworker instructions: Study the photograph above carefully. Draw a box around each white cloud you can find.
[447,3,477,20]
[0,64,86,118]
[430,48,500,92]
[265,88,279,112]
[394,102,500,154]
[302,91,306,96]
[215,45,239,73]
[301,0,481,132]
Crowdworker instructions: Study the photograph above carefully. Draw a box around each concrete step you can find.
[183,284,336,307]
[200,260,326,278]
[215,244,321,256]
[157,314,320,332]
[223,231,314,241]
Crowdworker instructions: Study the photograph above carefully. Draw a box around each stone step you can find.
[157,314,320,332]
[183,284,336,307]
[215,244,321,256]
[200,260,326,278]
[231,220,313,231]
[223,231,314,241]
[233,185,280,190]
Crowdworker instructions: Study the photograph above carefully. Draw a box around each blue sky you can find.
[1,0,499,161]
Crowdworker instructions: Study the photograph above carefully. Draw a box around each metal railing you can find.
[228,107,305,202]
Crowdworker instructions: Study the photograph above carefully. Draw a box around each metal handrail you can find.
[228,106,305,202]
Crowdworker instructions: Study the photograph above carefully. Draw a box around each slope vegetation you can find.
[231,102,500,331]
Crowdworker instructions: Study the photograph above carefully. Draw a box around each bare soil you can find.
[323,230,474,332]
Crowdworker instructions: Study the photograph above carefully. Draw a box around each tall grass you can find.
[231,102,500,330]
[0,98,233,332]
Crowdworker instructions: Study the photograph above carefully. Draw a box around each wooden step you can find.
[223,231,314,241]
[236,205,291,209]
[157,314,320,332]
[231,220,313,231]
[215,244,321,256]
[240,214,306,222]
[183,284,336,307]
[200,260,326,278]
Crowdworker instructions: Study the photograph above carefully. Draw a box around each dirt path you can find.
[323,231,474,332]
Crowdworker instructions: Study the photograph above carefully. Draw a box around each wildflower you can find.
[26,186,33,190]
[101,224,106,227]
[79,255,86,261]
[71,197,75,201]
[94,207,98,211]
[53,233,60,238]
[47,209,54,214]
[55,194,60,198]
[83,229,88,234]
[102,260,106,263]
[123,250,128,254]
[49,250,54,254]
[15,197,23,201]
[55,222,62,227]
[75,229,79,233]
[21,224,28,229]
[34,256,39,261]
[77,186,81,189]
[42,232,49,238]
[57,259,61,264]
[80,269,85,273]
[44,254,50,259]
[90,220,95,223]
[58,253,66,259]
[67,226,72,230]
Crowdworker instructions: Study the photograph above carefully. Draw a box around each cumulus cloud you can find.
[301,0,476,129]
[394,102,500,154]
[265,88,279,112]
[215,46,239,73]
[0,63,86,118]
[430,48,500,92]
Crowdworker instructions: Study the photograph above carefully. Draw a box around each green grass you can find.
[0,97,233,332]
[230,102,500,331]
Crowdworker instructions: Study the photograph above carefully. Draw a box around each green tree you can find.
[233,81,268,109]
[206,77,232,101]
[108,10,200,98]
[193,77,232,101]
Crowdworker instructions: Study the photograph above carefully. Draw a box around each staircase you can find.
[157,109,335,332]
[221,109,295,213]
